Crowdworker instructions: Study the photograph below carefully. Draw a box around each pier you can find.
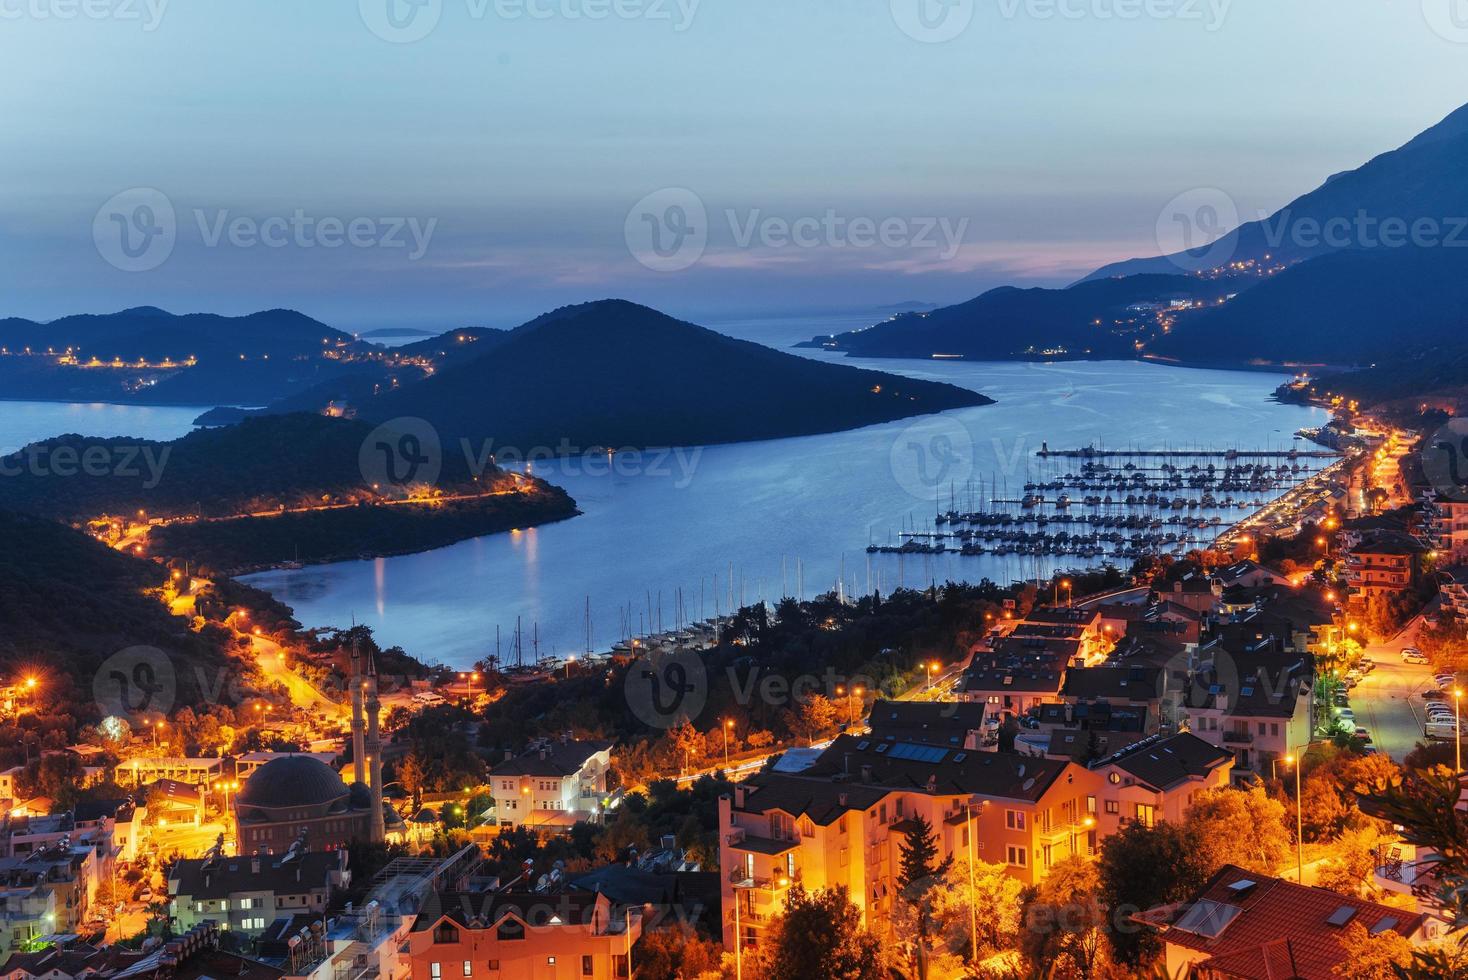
[1035,445,1338,460]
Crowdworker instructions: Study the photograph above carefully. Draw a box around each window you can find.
[487,963,499,971]
[546,959,556,966]
[1086,795,1097,814]
[433,924,460,945]
[497,920,525,942]
[430,965,441,980]
[1005,810,1026,831]
[1135,804,1156,828]
[582,955,594,977]
[1006,845,1028,868]
[1104,800,1119,815]
[463,962,472,977]
[614,954,630,978]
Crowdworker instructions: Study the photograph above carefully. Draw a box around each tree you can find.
[753,885,887,980]
[1097,820,1212,968]
[799,695,838,744]
[1315,824,1384,898]
[1020,856,1109,980]
[396,751,428,808]
[928,856,1024,969]
[894,814,953,978]
[1334,921,1414,979]
[1184,786,1292,874]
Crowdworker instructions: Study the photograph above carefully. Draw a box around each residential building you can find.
[1087,732,1233,835]
[1426,495,1468,564]
[489,738,613,831]
[1059,665,1165,733]
[1344,532,1425,603]
[864,700,987,750]
[717,733,1103,949]
[1176,645,1313,782]
[405,890,640,980]
[168,840,348,937]
[114,758,222,788]
[1137,864,1427,979]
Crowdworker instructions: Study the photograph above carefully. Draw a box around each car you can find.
[1354,727,1373,743]
[1402,650,1430,665]
[1335,708,1356,724]
[1359,660,1377,673]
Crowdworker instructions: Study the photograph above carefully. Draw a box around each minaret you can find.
[350,638,367,787]
[365,650,386,844]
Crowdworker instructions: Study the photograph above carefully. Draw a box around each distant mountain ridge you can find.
[1084,102,1468,281]
[359,299,991,449]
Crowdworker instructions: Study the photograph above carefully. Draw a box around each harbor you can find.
[866,443,1341,566]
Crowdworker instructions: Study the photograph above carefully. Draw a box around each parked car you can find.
[1354,727,1373,743]
[1335,708,1356,725]
[1401,649,1430,665]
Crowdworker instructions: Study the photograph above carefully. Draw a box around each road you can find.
[1349,615,1440,761]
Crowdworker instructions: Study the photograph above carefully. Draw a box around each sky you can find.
[1,0,1466,331]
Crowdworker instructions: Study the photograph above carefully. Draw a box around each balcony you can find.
[1222,730,1254,744]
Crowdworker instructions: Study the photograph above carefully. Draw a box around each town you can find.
[3,402,1467,979]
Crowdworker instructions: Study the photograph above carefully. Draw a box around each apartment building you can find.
[717,734,1104,949]
[489,739,614,832]
[405,891,639,980]
[1088,732,1233,836]
[1427,495,1468,564]
[169,845,347,936]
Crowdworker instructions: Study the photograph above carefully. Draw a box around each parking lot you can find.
[1347,616,1450,761]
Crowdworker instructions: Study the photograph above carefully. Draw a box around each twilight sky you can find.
[1,0,1465,331]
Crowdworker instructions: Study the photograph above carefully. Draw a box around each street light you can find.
[723,719,734,767]
[926,661,941,692]
[1061,579,1073,608]
[1284,754,1303,883]
[965,800,990,967]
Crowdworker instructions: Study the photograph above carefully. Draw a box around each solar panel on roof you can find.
[953,753,967,762]
[1173,900,1242,938]
[1326,906,1357,927]
[875,744,889,753]
[1369,917,1399,936]
[856,741,870,750]
[888,743,948,763]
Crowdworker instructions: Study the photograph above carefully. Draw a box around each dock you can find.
[1035,445,1338,460]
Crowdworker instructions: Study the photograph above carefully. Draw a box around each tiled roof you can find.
[170,851,339,900]
[1060,665,1162,702]
[865,700,987,747]
[414,890,609,931]
[490,740,613,778]
[1144,864,1424,979]
[1094,732,1231,791]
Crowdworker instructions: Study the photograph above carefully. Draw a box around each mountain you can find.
[1146,246,1468,367]
[1084,102,1468,281]
[355,300,991,449]
[801,274,1240,360]
[0,509,250,715]
[0,307,371,405]
[0,413,520,522]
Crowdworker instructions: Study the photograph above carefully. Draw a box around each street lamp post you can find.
[965,800,989,968]
[723,719,734,768]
